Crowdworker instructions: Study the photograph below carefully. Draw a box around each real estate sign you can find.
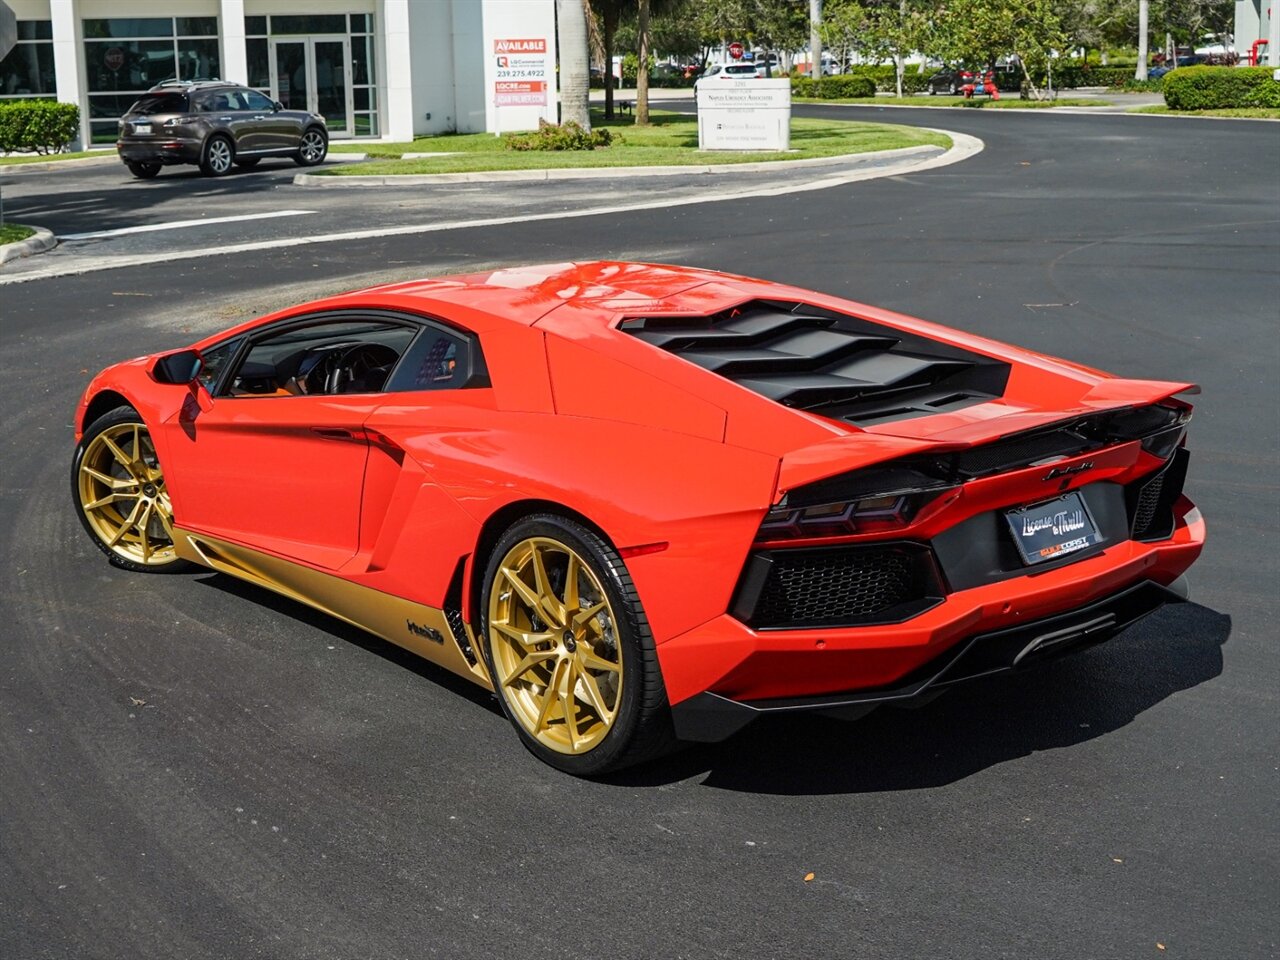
[493,38,549,107]
[696,80,792,151]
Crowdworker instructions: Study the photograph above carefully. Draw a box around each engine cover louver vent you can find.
[621,300,1010,426]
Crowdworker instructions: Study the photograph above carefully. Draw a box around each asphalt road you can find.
[1,107,1276,960]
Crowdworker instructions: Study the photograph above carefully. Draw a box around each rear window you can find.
[128,93,189,116]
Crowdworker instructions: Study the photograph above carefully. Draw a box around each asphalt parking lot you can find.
[1,107,1276,959]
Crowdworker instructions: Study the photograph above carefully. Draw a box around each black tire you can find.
[126,161,161,179]
[234,157,260,168]
[294,127,328,167]
[929,84,937,96]
[949,81,958,95]
[71,406,194,575]
[479,513,674,776]
[199,134,234,176]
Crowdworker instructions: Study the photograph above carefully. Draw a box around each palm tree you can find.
[559,0,592,128]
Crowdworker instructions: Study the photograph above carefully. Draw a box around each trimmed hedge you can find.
[1163,66,1280,109]
[792,74,876,99]
[0,100,80,154]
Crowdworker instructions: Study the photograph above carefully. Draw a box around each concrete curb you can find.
[0,153,120,175]
[292,143,941,187]
[0,226,58,265]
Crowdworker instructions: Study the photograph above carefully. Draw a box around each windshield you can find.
[724,65,757,77]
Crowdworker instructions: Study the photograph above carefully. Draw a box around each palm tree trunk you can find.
[1135,0,1149,80]
[558,0,591,128]
[603,9,617,120]
[636,0,651,125]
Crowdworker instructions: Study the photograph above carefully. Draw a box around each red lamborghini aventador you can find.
[71,262,1204,774]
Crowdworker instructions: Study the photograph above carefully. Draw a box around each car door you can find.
[241,88,295,152]
[160,316,417,570]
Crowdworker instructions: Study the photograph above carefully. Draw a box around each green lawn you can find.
[0,149,108,166]
[0,223,36,244]
[1129,104,1280,119]
[794,95,1112,108]
[324,109,949,176]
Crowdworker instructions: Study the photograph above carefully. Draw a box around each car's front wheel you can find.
[294,128,328,167]
[480,514,673,776]
[126,161,161,179]
[71,406,192,574]
[199,135,234,176]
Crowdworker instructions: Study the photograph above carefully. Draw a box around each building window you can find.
[245,14,378,139]
[0,21,56,100]
[83,17,221,143]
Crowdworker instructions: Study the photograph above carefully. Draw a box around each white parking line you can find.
[61,210,316,241]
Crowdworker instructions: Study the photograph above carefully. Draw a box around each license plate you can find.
[1005,491,1103,566]
[133,122,151,135]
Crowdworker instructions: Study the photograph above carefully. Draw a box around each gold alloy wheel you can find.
[77,422,179,566]
[488,537,624,755]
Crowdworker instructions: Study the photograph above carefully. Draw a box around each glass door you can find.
[311,38,351,137]
[269,37,353,138]
[271,40,307,112]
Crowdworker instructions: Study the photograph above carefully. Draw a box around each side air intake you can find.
[621,300,1010,426]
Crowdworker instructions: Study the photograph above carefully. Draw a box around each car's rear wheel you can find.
[480,514,673,776]
[71,407,192,574]
[294,128,328,167]
[126,161,161,179]
[949,81,958,94]
[234,158,260,168]
[199,135,234,176]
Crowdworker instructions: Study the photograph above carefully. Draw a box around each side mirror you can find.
[273,100,284,112]
[153,349,203,385]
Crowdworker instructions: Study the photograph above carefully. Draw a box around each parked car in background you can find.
[1149,54,1208,78]
[926,67,974,94]
[694,63,760,89]
[116,80,329,180]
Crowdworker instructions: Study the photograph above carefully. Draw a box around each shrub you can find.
[792,74,876,99]
[1164,66,1280,109]
[0,100,80,154]
[504,119,614,152]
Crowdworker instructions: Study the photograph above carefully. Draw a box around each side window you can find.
[383,325,488,393]
[196,337,242,390]
[223,90,250,111]
[219,320,417,398]
[242,90,275,112]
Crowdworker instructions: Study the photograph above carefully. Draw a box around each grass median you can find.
[1129,104,1280,119]
[793,95,1112,108]
[0,149,106,166]
[0,223,36,244]
[325,109,950,176]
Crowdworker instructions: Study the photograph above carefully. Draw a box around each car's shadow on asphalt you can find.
[615,602,1231,794]
[194,572,1229,795]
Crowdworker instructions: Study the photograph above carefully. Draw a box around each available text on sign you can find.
[494,38,549,106]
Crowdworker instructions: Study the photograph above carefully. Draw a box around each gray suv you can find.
[116,80,329,179]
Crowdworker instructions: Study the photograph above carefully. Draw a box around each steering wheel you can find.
[319,342,400,395]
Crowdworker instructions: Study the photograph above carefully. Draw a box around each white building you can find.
[0,0,557,148]
[1235,0,1279,64]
